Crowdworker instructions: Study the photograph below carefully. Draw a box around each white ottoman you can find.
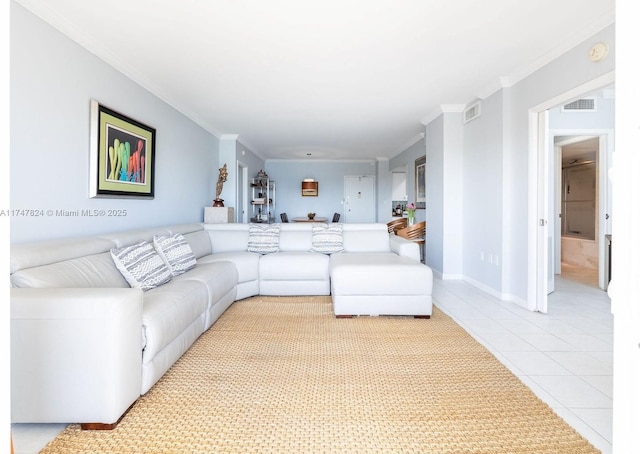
[329,253,433,317]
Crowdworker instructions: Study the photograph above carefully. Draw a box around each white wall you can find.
[10,3,221,243]
[264,159,376,221]
[462,91,504,294]
[442,113,464,279]
[425,115,444,274]
[438,24,616,304]
[502,24,615,303]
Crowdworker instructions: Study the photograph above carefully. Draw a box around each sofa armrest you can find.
[11,288,144,425]
[389,235,420,262]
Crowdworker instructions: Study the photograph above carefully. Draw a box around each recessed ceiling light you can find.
[306,153,312,156]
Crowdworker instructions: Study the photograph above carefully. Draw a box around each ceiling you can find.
[15,0,615,161]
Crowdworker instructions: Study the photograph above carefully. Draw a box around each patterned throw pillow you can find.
[111,241,173,290]
[153,233,197,276]
[311,223,344,254]
[247,223,281,254]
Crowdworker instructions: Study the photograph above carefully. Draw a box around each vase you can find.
[407,212,415,226]
[212,198,224,207]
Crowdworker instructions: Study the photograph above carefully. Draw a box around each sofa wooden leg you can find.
[80,422,118,431]
[414,315,431,319]
[80,401,136,430]
[336,314,353,319]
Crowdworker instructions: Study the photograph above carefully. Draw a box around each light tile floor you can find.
[12,264,613,453]
[433,264,613,454]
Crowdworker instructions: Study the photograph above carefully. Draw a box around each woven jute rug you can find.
[41,296,599,453]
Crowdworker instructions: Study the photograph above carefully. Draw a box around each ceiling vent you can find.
[562,97,596,112]
[463,101,481,124]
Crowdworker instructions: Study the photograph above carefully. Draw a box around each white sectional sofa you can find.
[10,221,432,429]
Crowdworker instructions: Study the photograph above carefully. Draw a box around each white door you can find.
[344,176,375,223]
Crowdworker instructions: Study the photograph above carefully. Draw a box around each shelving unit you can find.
[250,175,276,223]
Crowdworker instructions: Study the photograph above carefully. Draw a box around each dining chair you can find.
[396,221,426,263]
[386,217,407,234]
[332,212,341,223]
[280,213,289,223]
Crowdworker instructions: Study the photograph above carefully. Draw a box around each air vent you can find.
[463,101,481,124]
[562,98,596,112]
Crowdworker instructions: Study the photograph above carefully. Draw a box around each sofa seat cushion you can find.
[259,251,330,281]
[173,261,238,306]
[198,251,259,284]
[330,253,433,296]
[141,280,208,364]
[11,252,130,288]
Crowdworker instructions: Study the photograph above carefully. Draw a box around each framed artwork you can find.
[301,181,318,196]
[89,99,156,198]
[415,156,426,209]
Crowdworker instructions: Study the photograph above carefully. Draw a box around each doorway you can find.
[236,161,248,223]
[553,135,600,288]
[530,74,614,313]
[344,175,376,223]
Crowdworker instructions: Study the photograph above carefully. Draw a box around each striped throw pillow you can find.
[311,223,344,254]
[153,233,197,276]
[111,241,173,291]
[247,223,280,254]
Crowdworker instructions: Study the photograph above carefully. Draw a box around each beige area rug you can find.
[42,296,599,453]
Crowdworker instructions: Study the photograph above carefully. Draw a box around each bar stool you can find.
[396,221,426,263]
[386,217,407,234]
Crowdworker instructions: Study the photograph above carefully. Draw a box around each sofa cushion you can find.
[111,241,173,291]
[278,223,314,251]
[342,224,390,253]
[10,252,130,288]
[310,223,344,254]
[174,261,238,306]
[181,230,212,259]
[260,251,330,281]
[153,233,197,276]
[247,223,280,254]
[141,280,209,364]
[206,224,249,253]
[198,251,259,284]
[330,253,433,295]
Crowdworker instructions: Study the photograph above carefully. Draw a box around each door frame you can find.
[528,71,614,312]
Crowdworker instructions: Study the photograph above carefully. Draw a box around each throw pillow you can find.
[111,241,173,290]
[153,233,197,276]
[247,223,280,254]
[311,223,344,254]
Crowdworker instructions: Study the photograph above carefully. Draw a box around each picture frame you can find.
[89,99,156,198]
[301,181,318,197]
[415,155,426,209]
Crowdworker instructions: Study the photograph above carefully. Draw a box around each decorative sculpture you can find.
[213,163,228,207]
